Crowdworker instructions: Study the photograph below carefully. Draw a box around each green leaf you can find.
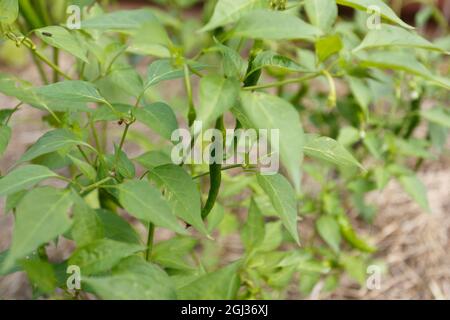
[258,221,283,252]
[176,261,241,299]
[81,9,158,31]
[304,0,338,32]
[304,135,363,169]
[128,21,172,57]
[113,146,136,179]
[316,215,341,253]
[96,209,142,244]
[105,67,144,98]
[32,81,107,105]
[20,129,93,163]
[68,239,144,275]
[0,0,19,24]
[197,75,240,128]
[241,198,265,251]
[135,150,172,169]
[21,259,57,294]
[200,0,267,32]
[145,59,205,90]
[152,236,197,270]
[357,52,450,89]
[421,107,450,128]
[210,40,248,80]
[68,155,97,181]
[336,0,413,29]
[232,9,322,41]
[354,24,446,52]
[340,254,366,285]
[248,51,309,77]
[117,180,188,235]
[85,256,176,299]
[0,165,59,197]
[2,187,73,272]
[135,102,178,140]
[0,74,90,112]
[347,76,371,118]
[71,194,104,247]
[316,34,343,63]
[5,190,26,214]
[239,91,304,192]
[398,174,430,212]
[0,125,11,156]
[256,174,300,245]
[35,26,88,62]
[148,164,208,236]
[0,250,20,276]
[337,126,360,146]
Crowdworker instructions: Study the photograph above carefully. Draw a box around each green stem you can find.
[183,63,196,126]
[89,116,102,153]
[30,53,49,84]
[118,123,130,151]
[145,222,155,261]
[113,122,131,168]
[193,164,243,179]
[5,102,23,125]
[243,73,318,91]
[52,48,59,83]
[5,32,71,80]
[77,145,91,164]
[32,47,72,80]
[80,177,113,195]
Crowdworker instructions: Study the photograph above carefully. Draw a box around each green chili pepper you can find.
[337,214,376,253]
[201,117,225,219]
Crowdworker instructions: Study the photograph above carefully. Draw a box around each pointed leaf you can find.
[2,187,73,272]
[35,26,88,62]
[354,24,445,52]
[32,81,107,105]
[336,0,413,29]
[197,75,240,128]
[239,91,304,191]
[96,209,142,244]
[0,125,11,156]
[200,0,266,32]
[0,165,59,197]
[117,180,188,235]
[316,215,341,253]
[421,107,450,128]
[357,51,450,89]
[81,9,157,31]
[398,174,430,212]
[135,102,178,140]
[0,0,19,24]
[304,0,338,32]
[241,198,265,251]
[232,9,322,41]
[68,239,144,275]
[256,174,300,244]
[20,129,93,162]
[304,135,363,169]
[176,261,241,299]
[85,256,176,299]
[148,164,208,235]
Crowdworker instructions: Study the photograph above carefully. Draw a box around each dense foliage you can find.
[0,0,449,299]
